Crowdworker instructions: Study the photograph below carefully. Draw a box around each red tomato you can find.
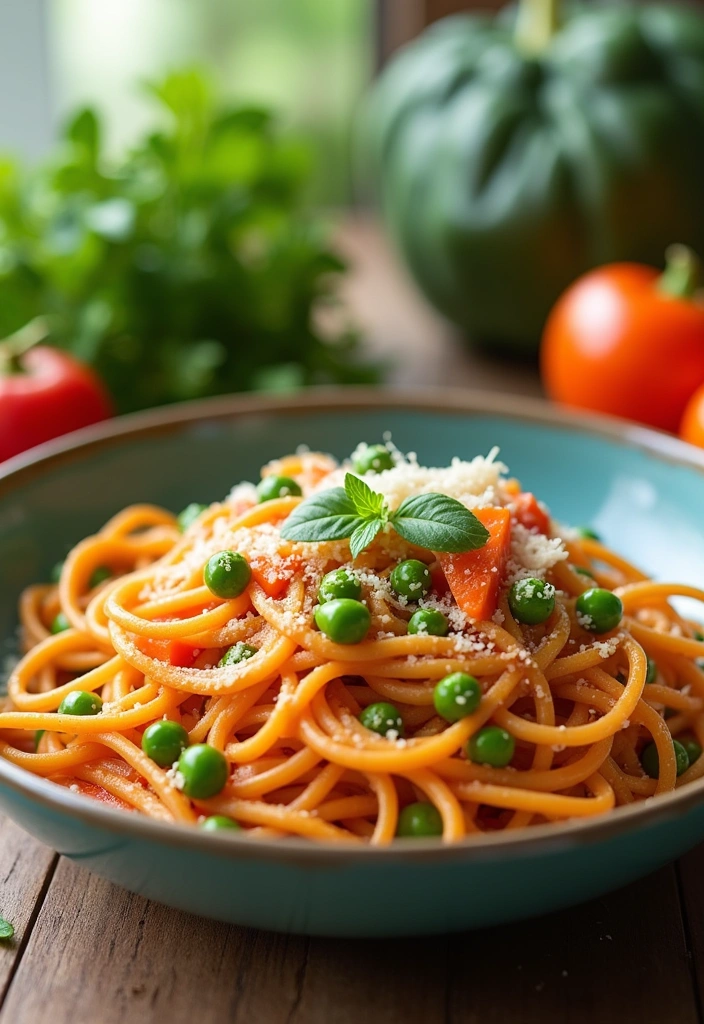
[541,248,704,433]
[512,493,550,536]
[67,779,133,811]
[680,383,704,448]
[136,637,199,668]
[430,566,450,597]
[0,346,112,462]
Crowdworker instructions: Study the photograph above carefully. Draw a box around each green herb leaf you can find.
[349,518,385,559]
[0,917,14,941]
[0,70,380,414]
[391,494,490,553]
[280,488,359,544]
[344,473,387,520]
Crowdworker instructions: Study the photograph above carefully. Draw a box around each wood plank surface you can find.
[0,858,698,1024]
[0,821,55,1003]
[0,218,702,1024]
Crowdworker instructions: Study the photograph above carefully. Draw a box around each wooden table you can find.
[2,219,703,1024]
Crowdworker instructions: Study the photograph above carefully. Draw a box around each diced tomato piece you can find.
[136,637,199,667]
[179,694,205,718]
[512,492,550,536]
[69,779,134,812]
[250,557,301,599]
[430,566,450,597]
[438,507,512,621]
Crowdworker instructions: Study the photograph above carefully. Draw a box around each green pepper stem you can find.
[0,317,51,375]
[515,0,561,56]
[658,245,702,301]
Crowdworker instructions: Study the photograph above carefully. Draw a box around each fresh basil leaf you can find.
[391,494,490,553]
[280,488,359,543]
[349,518,385,559]
[0,917,14,941]
[344,473,386,520]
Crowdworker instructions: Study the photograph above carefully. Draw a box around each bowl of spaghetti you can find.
[2,388,704,936]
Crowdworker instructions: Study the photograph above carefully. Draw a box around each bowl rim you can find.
[3,383,704,868]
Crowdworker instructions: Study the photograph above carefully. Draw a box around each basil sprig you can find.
[280,474,489,559]
[0,916,14,941]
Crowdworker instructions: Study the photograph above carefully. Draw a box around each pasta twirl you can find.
[2,444,704,845]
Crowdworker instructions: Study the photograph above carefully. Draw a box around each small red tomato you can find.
[541,246,704,433]
[512,492,550,536]
[680,383,704,449]
[0,345,112,462]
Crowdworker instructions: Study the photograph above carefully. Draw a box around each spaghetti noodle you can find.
[3,443,704,845]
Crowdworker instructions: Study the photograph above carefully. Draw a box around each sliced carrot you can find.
[512,492,550,536]
[250,557,301,599]
[438,507,512,621]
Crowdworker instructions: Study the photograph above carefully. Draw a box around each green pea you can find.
[407,608,448,637]
[352,444,394,475]
[141,720,189,767]
[204,550,251,599]
[257,475,302,502]
[681,738,703,766]
[359,701,404,739]
[51,612,71,634]
[575,588,623,634]
[318,569,362,604]
[508,578,556,626]
[89,566,111,589]
[219,643,258,667]
[178,744,229,799]
[200,815,241,832]
[396,802,443,838]
[58,690,103,716]
[50,561,64,584]
[574,566,594,579]
[314,599,371,645]
[177,503,208,533]
[433,672,481,723]
[646,658,658,685]
[577,527,601,542]
[390,559,432,600]
[641,739,690,779]
[468,726,515,767]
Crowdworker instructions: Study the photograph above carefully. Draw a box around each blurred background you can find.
[3,0,704,459]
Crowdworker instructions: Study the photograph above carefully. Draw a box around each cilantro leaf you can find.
[391,494,490,552]
[0,917,14,941]
[349,518,385,559]
[279,488,359,543]
[344,473,387,520]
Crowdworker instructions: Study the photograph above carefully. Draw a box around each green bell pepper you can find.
[364,0,704,355]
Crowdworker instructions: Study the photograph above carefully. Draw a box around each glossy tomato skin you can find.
[0,347,112,462]
[541,265,704,433]
[680,383,704,449]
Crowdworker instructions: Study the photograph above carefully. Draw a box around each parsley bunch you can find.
[0,70,378,413]
[281,474,490,558]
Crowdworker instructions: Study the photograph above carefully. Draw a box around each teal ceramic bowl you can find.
[2,388,704,937]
